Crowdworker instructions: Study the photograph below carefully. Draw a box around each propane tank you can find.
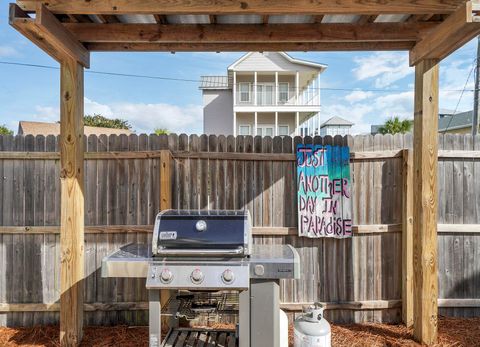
[294,303,331,347]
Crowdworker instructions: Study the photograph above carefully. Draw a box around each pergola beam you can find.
[85,41,415,52]
[410,0,480,66]
[64,22,436,43]
[16,0,465,15]
[9,3,89,67]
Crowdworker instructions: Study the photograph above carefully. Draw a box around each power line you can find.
[0,60,476,94]
[441,58,475,133]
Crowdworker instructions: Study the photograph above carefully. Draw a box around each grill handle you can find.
[155,246,245,256]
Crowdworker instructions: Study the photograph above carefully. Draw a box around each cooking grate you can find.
[162,327,237,347]
[162,291,239,322]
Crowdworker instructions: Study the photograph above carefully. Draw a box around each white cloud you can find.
[345,90,374,103]
[85,98,114,117]
[109,102,203,134]
[26,98,203,134]
[438,58,475,112]
[0,45,18,57]
[323,102,374,134]
[31,106,60,122]
[353,52,412,88]
[324,90,414,135]
[334,49,477,134]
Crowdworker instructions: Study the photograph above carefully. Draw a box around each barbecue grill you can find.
[102,209,300,347]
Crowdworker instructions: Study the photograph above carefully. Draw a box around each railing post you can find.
[402,148,414,327]
[275,71,279,106]
[254,71,258,106]
[296,71,299,105]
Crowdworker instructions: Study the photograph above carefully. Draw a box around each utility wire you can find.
[0,60,476,94]
[441,58,476,133]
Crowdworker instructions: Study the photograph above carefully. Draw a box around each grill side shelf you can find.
[101,243,150,278]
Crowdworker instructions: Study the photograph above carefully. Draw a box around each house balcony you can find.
[233,71,321,112]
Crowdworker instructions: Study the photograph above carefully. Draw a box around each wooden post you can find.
[59,57,84,346]
[159,149,173,331]
[402,149,414,327]
[412,59,439,345]
[159,150,173,210]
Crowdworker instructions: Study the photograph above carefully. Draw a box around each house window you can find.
[239,125,251,135]
[256,125,274,136]
[264,127,274,136]
[278,125,289,136]
[257,84,274,105]
[239,83,251,103]
[278,83,289,103]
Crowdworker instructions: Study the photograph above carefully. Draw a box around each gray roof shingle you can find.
[320,116,354,128]
[438,110,473,132]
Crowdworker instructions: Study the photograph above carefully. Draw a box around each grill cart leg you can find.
[250,280,280,347]
[239,288,250,347]
[149,289,162,347]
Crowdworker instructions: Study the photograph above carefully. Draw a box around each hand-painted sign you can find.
[296,144,352,238]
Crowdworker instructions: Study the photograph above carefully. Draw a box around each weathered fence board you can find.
[0,133,478,326]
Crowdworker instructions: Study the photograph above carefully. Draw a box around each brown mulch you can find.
[0,317,479,346]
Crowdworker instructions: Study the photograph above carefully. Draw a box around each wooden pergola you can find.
[8,1,480,346]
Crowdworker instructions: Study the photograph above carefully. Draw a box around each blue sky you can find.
[0,1,477,134]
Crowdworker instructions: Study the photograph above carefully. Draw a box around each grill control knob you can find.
[160,269,173,283]
[222,269,235,284]
[191,269,204,284]
[195,220,207,232]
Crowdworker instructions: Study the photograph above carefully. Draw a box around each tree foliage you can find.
[378,117,413,135]
[84,114,131,130]
[0,125,13,135]
[154,128,170,135]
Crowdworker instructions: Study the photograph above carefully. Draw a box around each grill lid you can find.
[152,210,251,257]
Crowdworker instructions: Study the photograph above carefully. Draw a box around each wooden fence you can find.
[0,133,479,327]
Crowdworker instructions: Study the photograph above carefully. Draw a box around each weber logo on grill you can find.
[159,231,177,240]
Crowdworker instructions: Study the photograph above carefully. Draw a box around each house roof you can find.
[228,52,327,71]
[18,121,133,136]
[439,108,455,116]
[438,111,474,132]
[320,116,354,128]
[199,76,231,90]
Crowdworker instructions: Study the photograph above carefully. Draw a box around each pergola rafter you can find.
[8,1,480,346]
[15,0,467,15]
[63,22,437,43]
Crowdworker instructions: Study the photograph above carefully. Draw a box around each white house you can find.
[319,116,354,136]
[200,52,327,136]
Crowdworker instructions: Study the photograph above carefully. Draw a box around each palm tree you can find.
[378,117,413,135]
[154,128,170,135]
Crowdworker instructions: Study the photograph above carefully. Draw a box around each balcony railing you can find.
[235,86,320,106]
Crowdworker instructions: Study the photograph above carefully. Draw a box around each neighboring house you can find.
[18,121,133,136]
[200,52,327,136]
[372,109,458,135]
[319,116,353,136]
[438,110,479,133]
